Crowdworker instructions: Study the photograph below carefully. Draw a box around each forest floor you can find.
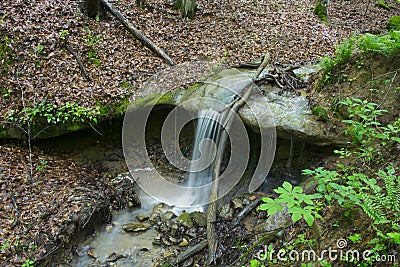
[0,0,400,265]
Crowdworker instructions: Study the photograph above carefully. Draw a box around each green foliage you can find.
[6,101,100,126]
[348,233,361,243]
[312,105,328,121]
[0,36,14,68]
[84,27,103,47]
[375,0,391,11]
[314,3,327,23]
[0,14,7,24]
[36,43,44,53]
[258,181,322,226]
[357,31,400,57]
[320,38,354,82]
[387,16,400,30]
[35,160,48,171]
[21,259,34,267]
[339,97,400,162]
[59,30,69,40]
[87,50,101,66]
[303,166,400,225]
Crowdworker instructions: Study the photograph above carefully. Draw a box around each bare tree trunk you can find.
[181,0,196,19]
[81,0,106,19]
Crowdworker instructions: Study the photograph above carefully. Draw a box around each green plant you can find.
[59,30,69,40]
[258,181,322,226]
[84,28,103,47]
[6,100,100,126]
[35,160,48,171]
[376,0,391,11]
[87,50,101,66]
[303,166,400,225]
[348,233,361,243]
[387,16,400,30]
[339,98,400,163]
[320,38,354,82]
[36,43,44,53]
[357,31,400,57]
[21,259,34,267]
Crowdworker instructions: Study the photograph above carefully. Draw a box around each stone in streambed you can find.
[231,198,244,209]
[177,212,193,228]
[189,211,207,227]
[122,222,151,232]
[136,214,149,222]
[161,211,177,222]
[219,203,233,219]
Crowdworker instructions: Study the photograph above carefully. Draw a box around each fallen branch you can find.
[64,42,91,82]
[174,239,208,265]
[99,0,174,66]
[10,194,20,230]
[232,197,261,227]
[207,53,271,265]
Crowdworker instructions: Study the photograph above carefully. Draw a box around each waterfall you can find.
[185,108,226,207]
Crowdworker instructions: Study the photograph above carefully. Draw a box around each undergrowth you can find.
[320,30,400,84]
[243,97,400,267]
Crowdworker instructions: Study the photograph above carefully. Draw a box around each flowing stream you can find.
[71,173,164,267]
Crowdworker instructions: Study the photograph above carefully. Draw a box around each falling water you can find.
[185,108,226,207]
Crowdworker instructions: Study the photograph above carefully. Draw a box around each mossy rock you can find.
[177,212,193,228]
[312,106,329,121]
[387,16,400,30]
[376,0,391,11]
[314,3,327,23]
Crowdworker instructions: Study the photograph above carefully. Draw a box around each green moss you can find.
[186,83,201,93]
[376,0,391,11]
[387,16,400,30]
[312,106,329,121]
[314,3,327,23]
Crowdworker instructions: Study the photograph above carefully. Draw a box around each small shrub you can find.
[258,181,322,226]
[387,15,400,30]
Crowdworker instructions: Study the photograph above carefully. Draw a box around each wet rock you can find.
[87,248,96,259]
[107,252,126,262]
[168,236,179,244]
[153,235,162,246]
[149,212,160,223]
[263,205,290,232]
[105,225,113,232]
[161,211,177,222]
[231,198,244,210]
[169,222,180,237]
[153,203,168,214]
[185,228,198,238]
[129,67,342,146]
[136,214,149,222]
[219,203,233,219]
[248,195,257,201]
[162,236,172,246]
[177,212,193,228]
[179,238,189,247]
[122,222,151,232]
[189,211,207,227]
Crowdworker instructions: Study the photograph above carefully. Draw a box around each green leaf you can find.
[291,212,302,223]
[303,211,315,226]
